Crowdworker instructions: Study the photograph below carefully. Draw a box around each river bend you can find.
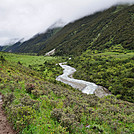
[56,63,110,98]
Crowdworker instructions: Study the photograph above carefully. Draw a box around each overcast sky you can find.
[0,0,134,46]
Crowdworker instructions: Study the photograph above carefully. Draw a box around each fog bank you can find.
[0,0,133,45]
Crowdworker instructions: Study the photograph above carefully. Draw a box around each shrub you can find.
[91,124,104,133]
[51,108,80,132]
[25,83,35,93]
[60,117,79,132]
[31,89,43,98]
[0,56,6,64]
[9,106,35,131]
[17,61,22,65]
[51,108,63,122]
[122,78,134,88]
[2,93,15,108]
[20,96,39,110]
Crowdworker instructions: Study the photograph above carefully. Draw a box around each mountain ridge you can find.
[2,27,62,53]
[39,4,134,56]
[1,4,134,56]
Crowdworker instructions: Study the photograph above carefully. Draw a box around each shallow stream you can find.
[56,63,110,97]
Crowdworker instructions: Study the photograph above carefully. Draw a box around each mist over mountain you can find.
[0,0,134,46]
[2,4,134,55]
[38,4,134,56]
[2,27,62,53]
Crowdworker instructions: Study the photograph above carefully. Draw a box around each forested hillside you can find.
[0,46,3,51]
[38,4,134,56]
[3,27,61,53]
[1,4,134,56]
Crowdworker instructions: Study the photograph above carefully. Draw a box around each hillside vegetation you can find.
[2,27,61,53]
[68,49,134,103]
[38,4,134,56]
[0,52,134,134]
[0,3,134,134]
[1,4,134,56]
[0,52,65,82]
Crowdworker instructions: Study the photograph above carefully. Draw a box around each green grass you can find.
[0,52,58,67]
[0,52,64,81]
[0,52,134,133]
[95,52,134,58]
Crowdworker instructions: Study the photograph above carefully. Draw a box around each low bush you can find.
[25,83,35,93]
[8,105,36,131]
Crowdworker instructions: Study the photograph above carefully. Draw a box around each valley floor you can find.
[0,52,134,134]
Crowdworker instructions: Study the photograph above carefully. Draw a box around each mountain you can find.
[3,27,62,53]
[0,46,3,51]
[1,4,134,56]
[38,4,134,56]
[3,41,22,52]
[0,45,11,52]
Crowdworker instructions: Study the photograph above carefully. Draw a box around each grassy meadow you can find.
[0,52,65,81]
[0,52,134,134]
[1,52,60,67]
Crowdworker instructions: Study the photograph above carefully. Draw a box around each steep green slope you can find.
[0,45,11,51]
[0,52,134,134]
[0,46,3,51]
[3,27,62,53]
[3,42,22,52]
[2,4,133,56]
[38,4,134,56]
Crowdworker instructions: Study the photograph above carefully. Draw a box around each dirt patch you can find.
[0,95,16,134]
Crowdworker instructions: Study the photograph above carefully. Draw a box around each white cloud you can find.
[0,0,134,45]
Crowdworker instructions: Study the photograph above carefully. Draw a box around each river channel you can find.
[56,63,110,98]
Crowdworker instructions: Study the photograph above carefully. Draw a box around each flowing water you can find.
[56,63,110,97]
[0,95,2,102]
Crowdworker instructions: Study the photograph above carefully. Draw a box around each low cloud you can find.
[0,0,134,45]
